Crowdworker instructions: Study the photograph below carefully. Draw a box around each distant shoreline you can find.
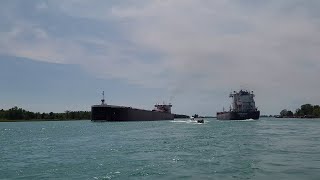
[0,119,89,122]
[275,116,319,119]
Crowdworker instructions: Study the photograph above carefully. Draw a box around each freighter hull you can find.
[91,105,174,121]
[216,111,260,120]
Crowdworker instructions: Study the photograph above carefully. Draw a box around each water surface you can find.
[1,118,320,179]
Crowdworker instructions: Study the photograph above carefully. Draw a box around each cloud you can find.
[0,0,319,114]
[108,1,320,97]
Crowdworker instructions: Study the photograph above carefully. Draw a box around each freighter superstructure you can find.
[91,92,174,121]
[217,90,260,120]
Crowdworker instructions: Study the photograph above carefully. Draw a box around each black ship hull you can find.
[91,105,174,121]
[216,111,260,120]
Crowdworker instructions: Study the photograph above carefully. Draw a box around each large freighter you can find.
[91,92,174,121]
[217,90,260,120]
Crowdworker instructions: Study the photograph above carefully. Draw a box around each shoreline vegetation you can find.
[0,106,190,122]
[0,119,89,122]
[278,104,320,119]
[0,106,91,122]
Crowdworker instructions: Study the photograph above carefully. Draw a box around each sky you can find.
[0,0,319,115]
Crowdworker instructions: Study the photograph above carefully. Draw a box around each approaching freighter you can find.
[91,92,174,121]
[217,90,260,120]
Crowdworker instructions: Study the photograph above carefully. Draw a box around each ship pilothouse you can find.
[217,89,260,120]
[153,103,172,113]
[230,90,257,112]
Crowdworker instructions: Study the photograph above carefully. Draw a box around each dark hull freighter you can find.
[91,92,174,121]
[217,111,260,120]
[217,90,260,120]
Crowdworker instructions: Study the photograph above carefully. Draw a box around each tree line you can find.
[0,106,91,120]
[280,104,320,118]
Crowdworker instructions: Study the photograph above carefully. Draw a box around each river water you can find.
[1,118,320,179]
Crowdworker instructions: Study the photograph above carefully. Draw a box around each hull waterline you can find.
[216,111,260,120]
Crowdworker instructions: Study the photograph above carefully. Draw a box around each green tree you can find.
[313,105,320,117]
[295,109,303,116]
[280,109,288,117]
[287,110,293,117]
[49,112,54,119]
[300,104,313,115]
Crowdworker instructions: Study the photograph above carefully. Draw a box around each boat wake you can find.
[171,120,188,123]
[217,118,256,122]
[171,119,205,124]
[234,118,255,122]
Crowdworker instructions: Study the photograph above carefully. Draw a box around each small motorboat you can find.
[197,119,204,123]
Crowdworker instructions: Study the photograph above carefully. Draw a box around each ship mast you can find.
[101,91,105,105]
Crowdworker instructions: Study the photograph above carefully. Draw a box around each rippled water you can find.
[1,118,320,179]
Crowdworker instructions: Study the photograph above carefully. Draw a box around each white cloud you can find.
[0,0,320,114]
